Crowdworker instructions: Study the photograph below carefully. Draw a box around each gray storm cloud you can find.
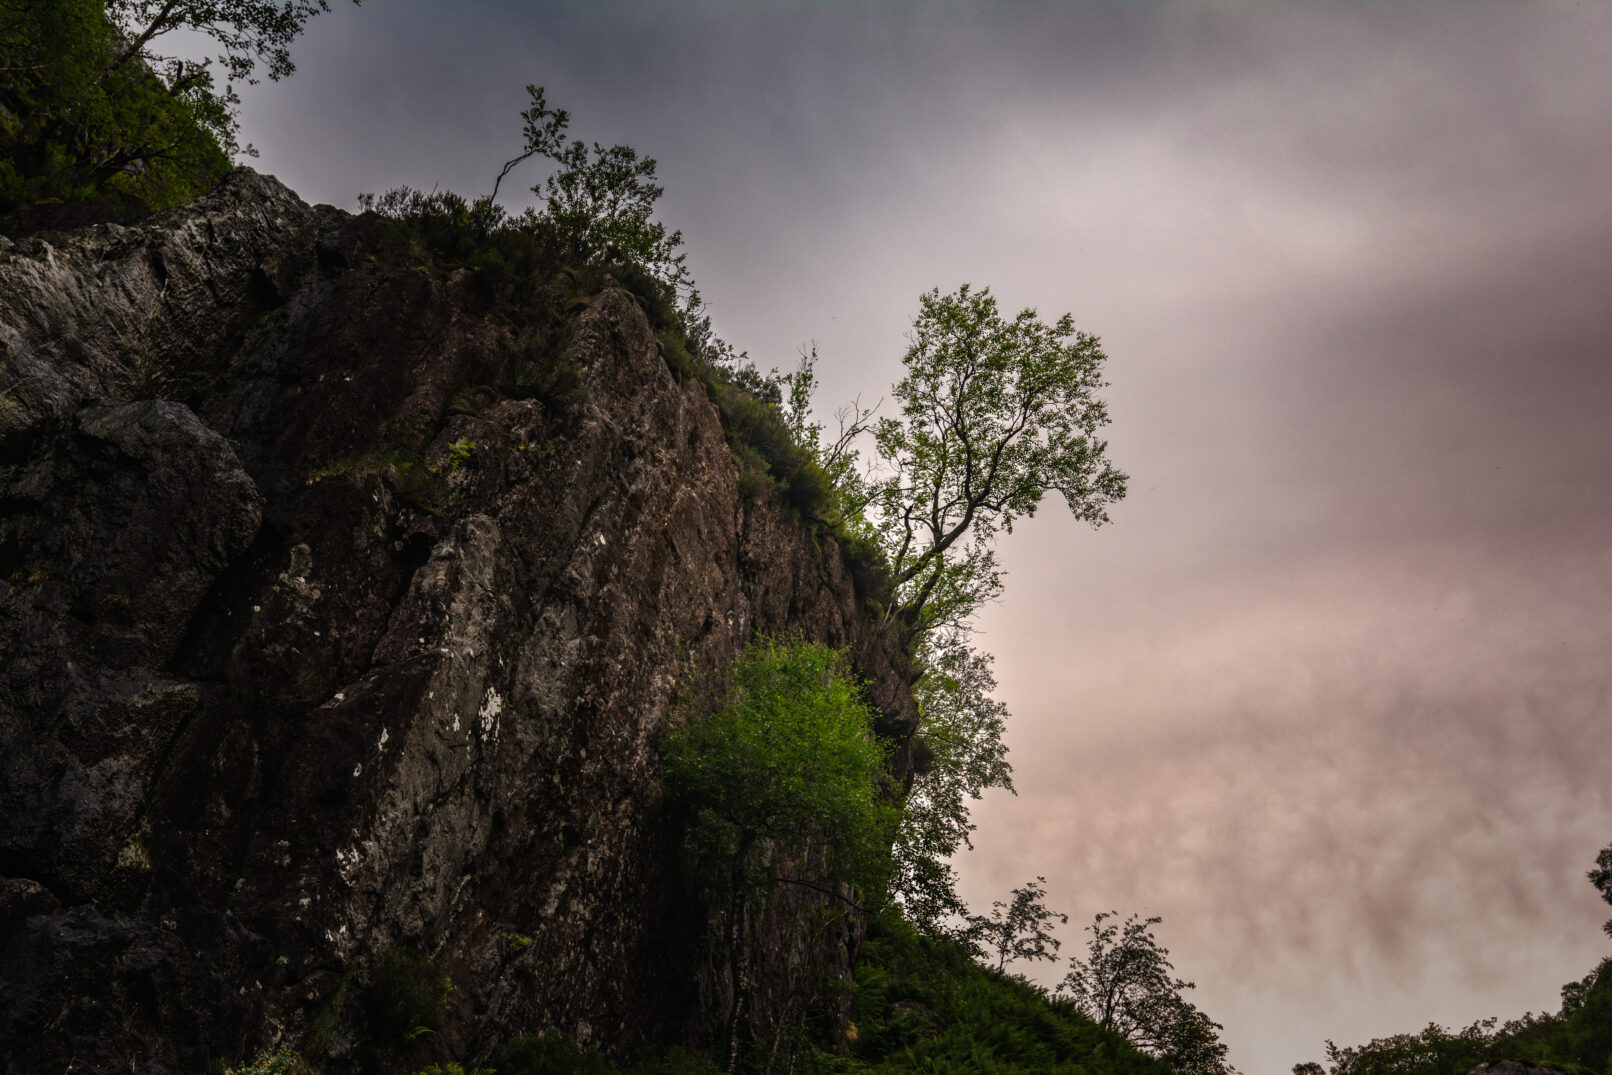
[226,4,1612,1072]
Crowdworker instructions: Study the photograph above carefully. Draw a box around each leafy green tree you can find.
[661,639,899,1066]
[967,877,1067,974]
[1320,1020,1502,1075]
[1299,844,1612,1075]
[1061,913,1234,1075]
[870,283,1127,634]
[661,639,897,903]
[100,0,352,157]
[780,285,1125,931]
[0,0,348,219]
[1,0,223,216]
[890,640,1014,935]
[1589,840,1612,937]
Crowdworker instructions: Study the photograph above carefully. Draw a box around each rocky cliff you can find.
[0,170,918,1073]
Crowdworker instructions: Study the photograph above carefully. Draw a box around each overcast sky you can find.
[221,3,1612,1071]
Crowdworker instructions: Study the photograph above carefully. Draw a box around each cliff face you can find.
[0,171,917,1073]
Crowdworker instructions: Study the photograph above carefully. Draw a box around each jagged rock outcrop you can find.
[0,170,917,1073]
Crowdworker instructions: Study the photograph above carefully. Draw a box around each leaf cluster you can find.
[361,946,454,1047]
[1308,957,1612,1075]
[661,639,899,905]
[488,1033,722,1075]
[1303,847,1612,1075]
[870,284,1127,634]
[101,0,351,157]
[967,877,1067,974]
[890,641,1014,935]
[1061,913,1234,1075]
[0,0,230,221]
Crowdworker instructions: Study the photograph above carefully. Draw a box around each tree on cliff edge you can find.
[869,283,1127,636]
[0,0,353,217]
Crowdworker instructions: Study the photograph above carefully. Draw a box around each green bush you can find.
[491,1032,616,1075]
[662,638,898,903]
[1312,956,1612,1075]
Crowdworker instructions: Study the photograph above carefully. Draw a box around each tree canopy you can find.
[101,0,353,156]
[0,0,349,221]
[870,284,1127,634]
[1061,913,1234,1075]
[1589,840,1612,937]
[660,638,898,905]
[967,877,1067,974]
[890,640,1014,935]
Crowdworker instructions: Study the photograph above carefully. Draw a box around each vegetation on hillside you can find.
[1296,845,1612,1075]
[842,911,1173,1075]
[0,0,346,226]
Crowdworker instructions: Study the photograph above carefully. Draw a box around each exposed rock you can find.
[0,170,916,1072]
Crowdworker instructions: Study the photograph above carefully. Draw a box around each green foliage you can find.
[362,946,454,1047]
[415,1065,495,1075]
[0,0,229,220]
[844,911,1172,1075]
[662,639,899,1068]
[661,638,898,904]
[870,284,1127,634]
[100,0,349,158]
[492,1033,615,1075]
[1590,841,1612,938]
[308,444,449,514]
[227,1049,309,1075]
[783,284,1128,953]
[1061,913,1232,1075]
[1305,848,1612,1075]
[891,642,1014,935]
[492,85,693,305]
[304,972,352,1057]
[447,437,477,471]
[968,878,1067,975]
[1307,957,1612,1075]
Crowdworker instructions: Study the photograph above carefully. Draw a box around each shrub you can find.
[661,638,898,904]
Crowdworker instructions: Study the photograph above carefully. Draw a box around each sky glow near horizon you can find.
[223,4,1612,1071]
